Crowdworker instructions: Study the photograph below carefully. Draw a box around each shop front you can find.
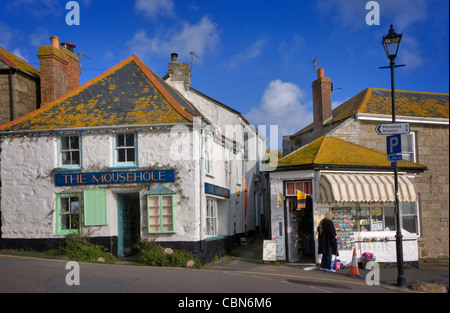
[315,172,420,267]
[270,170,421,266]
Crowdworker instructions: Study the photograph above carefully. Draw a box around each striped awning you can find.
[319,173,418,203]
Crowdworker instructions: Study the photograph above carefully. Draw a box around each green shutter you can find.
[84,189,108,226]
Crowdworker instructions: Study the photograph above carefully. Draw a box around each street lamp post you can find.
[381,24,406,287]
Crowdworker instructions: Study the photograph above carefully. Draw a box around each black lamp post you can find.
[381,24,406,287]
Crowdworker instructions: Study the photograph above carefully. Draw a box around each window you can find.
[56,194,81,235]
[236,159,242,186]
[401,202,419,234]
[147,195,175,233]
[206,198,218,236]
[401,133,416,162]
[114,133,137,166]
[205,133,211,174]
[286,181,312,196]
[59,135,81,168]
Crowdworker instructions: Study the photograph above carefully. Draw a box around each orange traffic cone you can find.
[348,247,360,276]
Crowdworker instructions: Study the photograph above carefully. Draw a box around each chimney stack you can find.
[167,52,191,87]
[312,68,332,130]
[37,36,80,105]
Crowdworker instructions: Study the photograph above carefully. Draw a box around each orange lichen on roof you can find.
[0,55,199,131]
[278,136,426,170]
[291,88,449,138]
[0,46,40,78]
[363,88,449,118]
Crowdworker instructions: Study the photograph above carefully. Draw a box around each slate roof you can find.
[275,136,426,171]
[0,46,40,78]
[292,88,449,137]
[0,55,202,131]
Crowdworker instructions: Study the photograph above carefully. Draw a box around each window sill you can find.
[205,235,227,242]
[148,231,176,234]
[53,167,82,172]
[109,165,139,170]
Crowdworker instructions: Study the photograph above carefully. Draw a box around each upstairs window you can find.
[113,133,137,166]
[401,132,416,162]
[59,135,81,169]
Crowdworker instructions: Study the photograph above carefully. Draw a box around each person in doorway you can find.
[317,211,338,272]
[302,207,314,256]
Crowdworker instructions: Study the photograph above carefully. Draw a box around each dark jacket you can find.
[317,218,338,256]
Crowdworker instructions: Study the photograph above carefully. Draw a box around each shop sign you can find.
[55,169,175,186]
[205,183,230,198]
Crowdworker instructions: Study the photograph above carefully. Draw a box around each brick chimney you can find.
[37,36,79,105]
[312,68,332,130]
[166,53,191,87]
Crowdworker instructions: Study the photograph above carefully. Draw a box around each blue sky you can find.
[1,0,448,145]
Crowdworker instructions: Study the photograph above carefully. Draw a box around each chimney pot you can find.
[318,68,324,78]
[61,42,76,52]
[50,36,60,49]
[171,53,179,63]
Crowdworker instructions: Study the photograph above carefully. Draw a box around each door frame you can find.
[117,192,140,257]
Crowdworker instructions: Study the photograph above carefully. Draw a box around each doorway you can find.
[117,193,140,257]
[286,196,315,263]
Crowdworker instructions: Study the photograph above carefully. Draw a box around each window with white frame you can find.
[114,133,137,166]
[401,132,416,162]
[206,198,218,236]
[59,135,81,168]
[401,202,419,235]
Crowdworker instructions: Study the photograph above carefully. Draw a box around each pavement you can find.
[203,236,449,293]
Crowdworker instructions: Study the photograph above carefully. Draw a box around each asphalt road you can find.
[0,254,409,294]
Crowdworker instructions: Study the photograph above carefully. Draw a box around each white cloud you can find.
[11,48,27,61]
[0,23,15,47]
[228,37,269,69]
[398,37,424,69]
[246,80,313,142]
[29,27,50,47]
[135,0,175,18]
[127,16,219,61]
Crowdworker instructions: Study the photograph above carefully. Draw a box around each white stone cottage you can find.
[0,38,266,263]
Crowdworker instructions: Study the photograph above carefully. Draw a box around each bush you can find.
[136,240,201,268]
[56,233,115,262]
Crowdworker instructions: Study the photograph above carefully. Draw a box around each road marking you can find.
[310,286,333,293]
[252,275,272,281]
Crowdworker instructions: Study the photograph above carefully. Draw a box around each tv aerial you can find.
[310,57,319,74]
[189,51,199,69]
[76,51,91,75]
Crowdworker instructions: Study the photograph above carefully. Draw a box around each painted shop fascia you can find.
[0,39,266,263]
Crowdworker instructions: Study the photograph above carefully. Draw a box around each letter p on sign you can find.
[387,134,401,155]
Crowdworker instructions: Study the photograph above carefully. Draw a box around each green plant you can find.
[56,233,115,262]
[136,240,201,268]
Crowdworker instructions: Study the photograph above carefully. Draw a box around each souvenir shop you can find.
[270,171,420,266]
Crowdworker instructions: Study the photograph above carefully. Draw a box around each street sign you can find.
[387,154,403,161]
[376,123,410,135]
[391,161,397,168]
[387,134,402,155]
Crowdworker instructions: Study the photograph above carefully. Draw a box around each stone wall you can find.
[0,71,39,125]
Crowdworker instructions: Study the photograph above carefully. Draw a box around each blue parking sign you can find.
[387,134,402,155]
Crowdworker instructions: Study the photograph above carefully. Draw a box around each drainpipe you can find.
[197,118,205,253]
[9,69,15,121]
